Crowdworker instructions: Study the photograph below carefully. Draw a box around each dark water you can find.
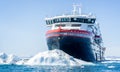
[0,61,120,72]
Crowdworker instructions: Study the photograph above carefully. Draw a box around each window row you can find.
[46,18,95,25]
[55,24,81,27]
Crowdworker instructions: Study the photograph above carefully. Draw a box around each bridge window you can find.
[61,18,70,22]
[70,18,95,24]
[91,19,95,23]
[53,19,57,23]
[77,18,84,23]
[46,20,54,25]
[48,20,51,24]
[46,20,48,25]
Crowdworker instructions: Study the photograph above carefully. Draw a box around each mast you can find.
[72,4,82,15]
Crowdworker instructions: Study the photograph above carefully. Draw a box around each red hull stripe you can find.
[46,29,92,35]
[46,32,92,39]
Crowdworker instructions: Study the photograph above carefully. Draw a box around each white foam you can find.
[107,65,115,68]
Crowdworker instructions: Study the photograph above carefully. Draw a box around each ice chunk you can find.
[0,52,8,63]
[0,53,8,59]
[6,54,21,64]
[0,52,21,64]
[25,49,92,66]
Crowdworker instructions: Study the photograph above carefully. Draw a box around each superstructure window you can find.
[72,24,81,27]
[46,20,53,25]
[70,18,95,24]
[50,20,53,24]
[77,18,84,23]
[48,20,51,24]
[71,18,77,22]
[91,19,95,23]
[61,18,70,22]
[84,19,88,23]
[46,20,48,25]
[53,19,57,23]
[71,18,84,23]
[55,24,65,27]
[53,18,70,23]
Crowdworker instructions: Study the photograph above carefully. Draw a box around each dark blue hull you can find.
[47,36,96,62]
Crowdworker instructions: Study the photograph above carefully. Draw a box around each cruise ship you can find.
[45,5,105,62]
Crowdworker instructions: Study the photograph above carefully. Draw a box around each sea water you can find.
[0,60,120,72]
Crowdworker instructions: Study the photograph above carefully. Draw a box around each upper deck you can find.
[45,14,96,25]
[45,5,97,30]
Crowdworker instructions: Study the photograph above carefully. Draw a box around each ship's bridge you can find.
[45,15,96,30]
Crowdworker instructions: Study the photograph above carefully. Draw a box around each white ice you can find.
[0,49,93,66]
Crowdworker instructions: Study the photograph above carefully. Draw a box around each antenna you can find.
[73,4,77,15]
[79,6,82,15]
[72,4,82,15]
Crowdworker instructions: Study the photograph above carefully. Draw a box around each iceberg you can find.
[0,49,93,66]
[0,53,21,64]
[25,49,92,66]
